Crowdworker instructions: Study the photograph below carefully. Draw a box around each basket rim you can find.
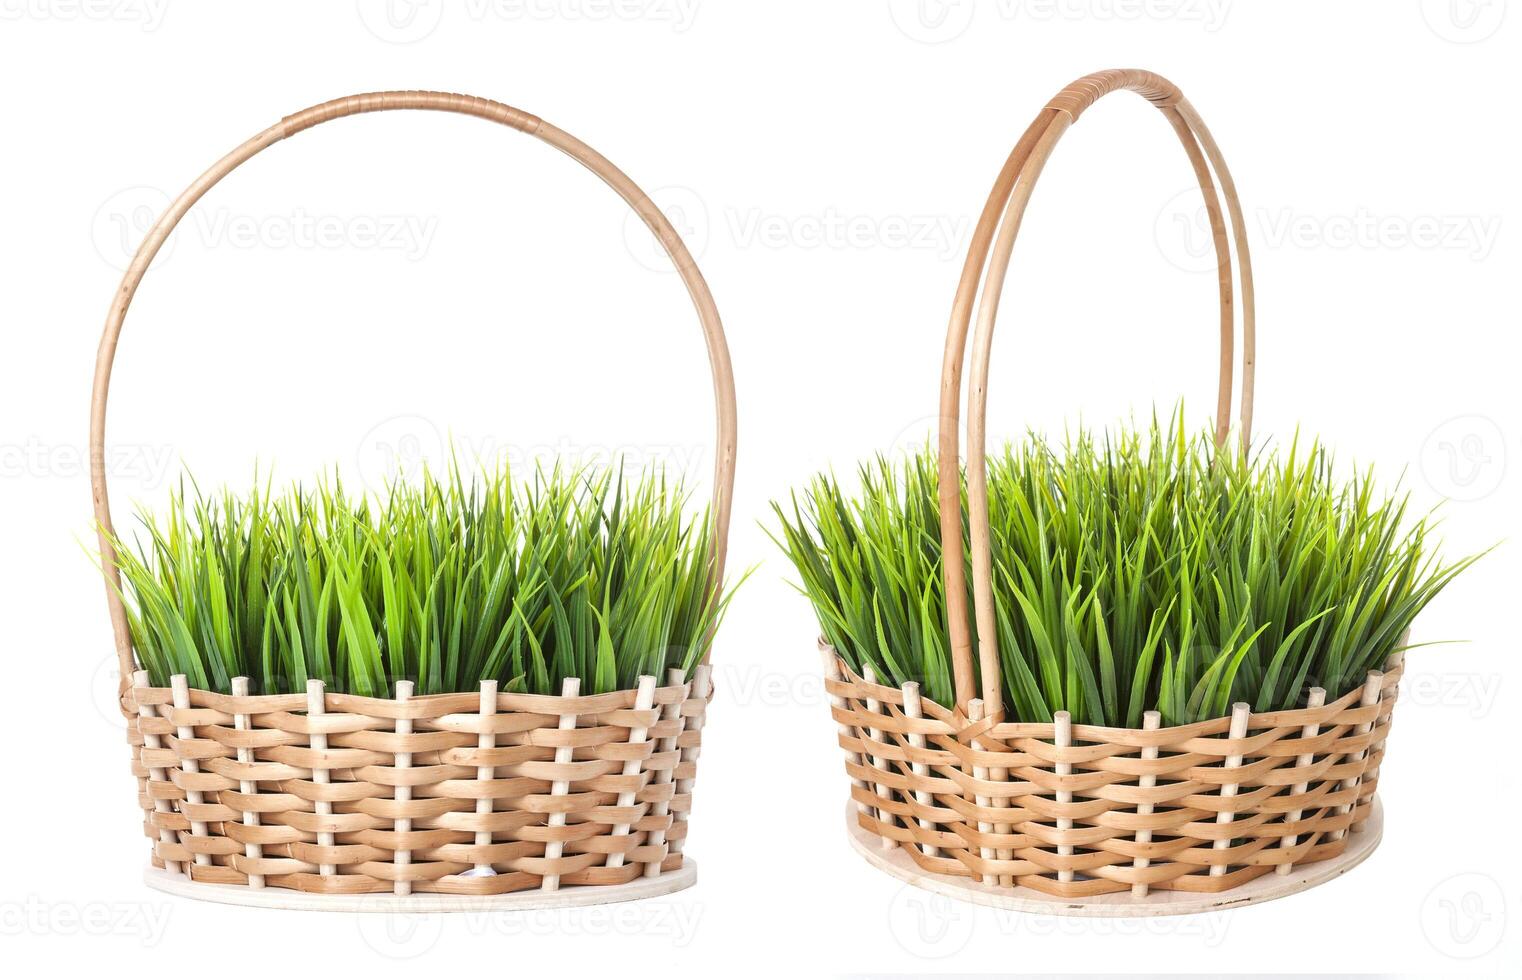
[128,673,703,718]
[818,637,1404,743]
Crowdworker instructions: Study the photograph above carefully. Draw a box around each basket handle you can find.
[936,70,1255,713]
[90,92,738,707]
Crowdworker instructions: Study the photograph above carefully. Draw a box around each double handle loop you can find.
[936,69,1257,713]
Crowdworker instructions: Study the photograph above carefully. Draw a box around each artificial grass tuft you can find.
[105,461,735,697]
[771,412,1480,726]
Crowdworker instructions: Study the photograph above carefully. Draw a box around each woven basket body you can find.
[93,92,737,905]
[826,646,1400,898]
[127,676,711,895]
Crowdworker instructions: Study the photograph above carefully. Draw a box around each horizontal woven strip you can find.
[127,667,711,896]
[825,645,1400,897]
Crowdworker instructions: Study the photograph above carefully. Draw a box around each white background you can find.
[1,1,1517,975]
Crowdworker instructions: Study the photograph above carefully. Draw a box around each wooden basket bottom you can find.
[845,800,1381,917]
[143,859,697,912]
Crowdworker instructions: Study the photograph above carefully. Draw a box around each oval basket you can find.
[820,69,1404,915]
[92,92,736,911]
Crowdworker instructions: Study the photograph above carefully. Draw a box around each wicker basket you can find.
[90,92,737,911]
[820,69,1403,915]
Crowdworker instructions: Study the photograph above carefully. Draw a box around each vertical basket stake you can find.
[169,674,211,868]
[306,679,335,878]
[901,681,938,860]
[470,679,499,876]
[1355,649,1404,835]
[671,663,712,857]
[1276,687,1325,875]
[540,676,581,893]
[1209,702,1251,877]
[862,664,897,848]
[990,722,1014,887]
[133,670,182,876]
[967,698,996,885]
[607,675,658,870]
[643,668,688,879]
[393,680,414,897]
[1129,710,1162,898]
[230,677,264,888]
[1054,711,1074,884]
[820,650,870,817]
[1332,671,1384,843]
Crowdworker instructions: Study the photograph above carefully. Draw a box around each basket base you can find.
[845,800,1382,917]
[142,860,697,913]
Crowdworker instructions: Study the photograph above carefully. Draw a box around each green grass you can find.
[771,412,1482,726]
[104,461,736,697]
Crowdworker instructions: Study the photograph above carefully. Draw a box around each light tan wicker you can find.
[825,69,1403,913]
[91,92,736,908]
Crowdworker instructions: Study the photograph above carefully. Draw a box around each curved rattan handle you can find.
[91,91,738,706]
[936,70,1255,712]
